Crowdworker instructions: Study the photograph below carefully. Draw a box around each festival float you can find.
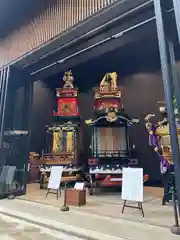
[40,71,83,188]
[144,99,179,204]
[86,72,146,194]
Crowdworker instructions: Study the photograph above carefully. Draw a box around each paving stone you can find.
[0,216,62,240]
[22,227,40,233]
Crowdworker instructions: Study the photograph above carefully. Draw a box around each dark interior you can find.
[27,35,180,183]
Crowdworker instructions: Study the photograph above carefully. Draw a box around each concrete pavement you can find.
[0,213,82,240]
[0,199,179,240]
[19,185,176,228]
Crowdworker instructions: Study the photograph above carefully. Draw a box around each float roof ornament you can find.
[63,70,74,88]
[56,70,77,98]
[94,72,121,99]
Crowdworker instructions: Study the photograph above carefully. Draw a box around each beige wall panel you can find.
[0,0,118,68]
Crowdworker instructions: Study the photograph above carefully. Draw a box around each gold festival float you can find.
[86,72,148,194]
[144,100,179,174]
[144,100,180,204]
[40,71,84,188]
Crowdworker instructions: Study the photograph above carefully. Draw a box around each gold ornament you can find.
[63,70,74,88]
[100,72,118,91]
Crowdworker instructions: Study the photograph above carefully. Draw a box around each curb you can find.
[0,207,125,240]
[17,198,171,230]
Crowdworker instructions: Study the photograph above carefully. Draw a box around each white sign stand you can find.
[121,167,144,217]
[46,166,63,200]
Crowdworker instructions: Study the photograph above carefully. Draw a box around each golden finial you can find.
[100,72,118,91]
[63,70,74,88]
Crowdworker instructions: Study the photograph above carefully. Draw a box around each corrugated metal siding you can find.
[0,0,118,68]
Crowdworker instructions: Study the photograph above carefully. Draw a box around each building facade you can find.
[0,0,117,67]
[0,0,180,199]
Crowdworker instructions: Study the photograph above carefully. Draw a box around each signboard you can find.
[121,168,143,202]
[47,166,63,190]
[0,166,16,185]
[74,182,84,190]
[6,166,16,185]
